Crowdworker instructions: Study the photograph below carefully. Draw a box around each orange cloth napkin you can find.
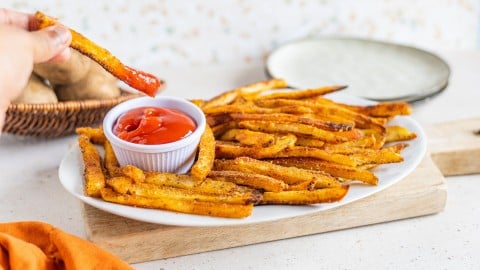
[0,221,133,270]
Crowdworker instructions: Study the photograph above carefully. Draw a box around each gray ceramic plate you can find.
[266,37,450,102]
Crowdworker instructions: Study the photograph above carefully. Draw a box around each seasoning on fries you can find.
[76,79,417,218]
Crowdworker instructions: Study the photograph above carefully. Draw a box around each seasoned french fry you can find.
[384,143,409,154]
[255,85,347,100]
[261,186,349,205]
[286,180,316,191]
[351,148,404,166]
[238,120,360,144]
[190,125,215,180]
[275,146,357,167]
[255,98,385,131]
[202,78,287,110]
[76,127,106,145]
[101,188,254,218]
[78,135,105,197]
[386,126,417,143]
[215,134,297,159]
[220,129,275,146]
[322,134,377,154]
[207,114,232,127]
[33,12,163,97]
[121,165,145,183]
[215,157,341,188]
[361,129,387,150]
[144,172,253,195]
[104,139,121,177]
[208,170,288,192]
[230,113,353,132]
[211,122,237,137]
[269,157,378,185]
[107,176,260,205]
[144,172,200,189]
[295,137,326,148]
[342,102,411,117]
[203,102,316,115]
[106,176,132,194]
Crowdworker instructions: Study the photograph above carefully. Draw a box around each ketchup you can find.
[113,107,196,145]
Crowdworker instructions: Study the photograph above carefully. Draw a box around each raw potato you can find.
[33,49,91,85]
[54,61,121,101]
[13,74,57,104]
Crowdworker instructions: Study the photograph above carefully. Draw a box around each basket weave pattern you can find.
[4,92,140,137]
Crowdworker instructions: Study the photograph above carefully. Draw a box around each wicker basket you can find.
[4,91,141,137]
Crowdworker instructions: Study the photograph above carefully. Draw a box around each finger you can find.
[29,25,72,63]
[0,8,31,29]
[48,47,72,62]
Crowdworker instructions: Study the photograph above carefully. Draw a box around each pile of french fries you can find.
[77,78,417,218]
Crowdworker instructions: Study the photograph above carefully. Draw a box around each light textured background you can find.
[3,0,479,68]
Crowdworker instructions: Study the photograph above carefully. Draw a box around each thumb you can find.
[30,25,71,63]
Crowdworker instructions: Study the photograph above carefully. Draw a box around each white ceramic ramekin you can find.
[103,96,206,173]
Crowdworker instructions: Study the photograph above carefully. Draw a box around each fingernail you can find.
[49,25,70,46]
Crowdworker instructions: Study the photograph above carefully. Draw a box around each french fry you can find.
[33,12,163,96]
[144,172,254,196]
[351,148,404,166]
[101,188,254,218]
[215,157,341,188]
[342,102,411,117]
[202,78,287,110]
[121,165,145,183]
[76,127,106,145]
[190,125,215,180]
[238,120,360,144]
[275,146,357,167]
[207,114,232,127]
[211,122,237,137]
[107,177,260,205]
[361,129,387,150]
[286,180,316,191]
[144,172,200,189]
[220,129,275,146]
[384,143,409,154]
[78,135,105,197]
[261,186,349,205]
[295,137,326,148]
[203,102,316,115]
[106,176,131,194]
[386,126,417,143]
[229,113,353,132]
[322,134,377,154]
[215,134,297,159]
[104,139,121,177]
[208,170,288,192]
[269,157,378,185]
[255,98,385,131]
[255,85,347,100]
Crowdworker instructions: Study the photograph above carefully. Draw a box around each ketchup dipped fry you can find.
[31,11,163,97]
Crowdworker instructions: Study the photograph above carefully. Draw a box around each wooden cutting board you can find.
[426,118,480,176]
[83,155,446,263]
[82,118,480,263]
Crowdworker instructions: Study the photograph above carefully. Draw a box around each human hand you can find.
[0,8,72,134]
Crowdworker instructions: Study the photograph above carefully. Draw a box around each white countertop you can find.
[1,50,480,270]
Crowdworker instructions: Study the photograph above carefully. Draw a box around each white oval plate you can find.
[267,38,450,102]
[59,94,426,227]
